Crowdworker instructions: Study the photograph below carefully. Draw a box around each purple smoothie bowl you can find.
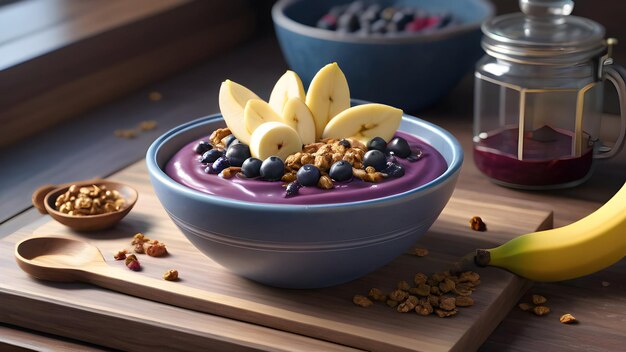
[146,108,463,288]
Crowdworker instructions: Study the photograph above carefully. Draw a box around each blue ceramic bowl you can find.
[272,0,493,112]
[146,113,463,288]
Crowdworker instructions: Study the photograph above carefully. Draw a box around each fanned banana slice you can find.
[282,97,316,145]
[268,70,306,114]
[306,62,350,140]
[322,103,403,144]
[249,121,303,161]
[218,80,261,145]
[244,99,283,134]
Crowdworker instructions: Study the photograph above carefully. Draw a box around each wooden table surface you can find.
[0,35,624,351]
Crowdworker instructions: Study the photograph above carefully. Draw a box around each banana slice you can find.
[322,103,403,144]
[268,70,306,114]
[219,80,261,145]
[244,99,283,134]
[282,97,316,145]
[305,62,350,140]
[249,121,303,160]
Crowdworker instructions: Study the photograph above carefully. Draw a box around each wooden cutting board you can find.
[0,161,552,352]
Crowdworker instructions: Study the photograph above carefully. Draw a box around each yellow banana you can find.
[475,182,626,281]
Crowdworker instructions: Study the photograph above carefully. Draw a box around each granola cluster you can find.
[55,184,125,216]
[281,137,387,189]
[353,270,481,318]
[114,233,175,280]
[519,294,579,324]
[198,127,422,197]
[131,233,168,257]
[518,294,554,317]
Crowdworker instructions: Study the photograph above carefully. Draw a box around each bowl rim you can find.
[146,111,463,211]
[271,0,495,45]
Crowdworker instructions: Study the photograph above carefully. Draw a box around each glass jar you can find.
[473,0,626,189]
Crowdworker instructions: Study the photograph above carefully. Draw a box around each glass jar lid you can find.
[482,0,606,64]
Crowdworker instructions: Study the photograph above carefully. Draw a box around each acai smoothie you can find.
[165,131,447,204]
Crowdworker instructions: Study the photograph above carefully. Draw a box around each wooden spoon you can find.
[31,179,138,231]
[14,236,378,349]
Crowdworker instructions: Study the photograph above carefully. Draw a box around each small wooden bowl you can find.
[32,179,138,231]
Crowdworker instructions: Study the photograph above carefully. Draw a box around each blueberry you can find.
[241,157,262,178]
[363,150,387,171]
[329,161,353,181]
[200,149,223,164]
[212,157,230,174]
[225,144,251,167]
[387,137,411,158]
[193,141,212,155]
[383,163,405,177]
[204,165,215,174]
[367,137,387,152]
[371,19,387,34]
[224,135,238,148]
[439,13,453,28]
[297,164,321,187]
[391,11,413,31]
[386,152,398,164]
[338,139,351,148]
[337,12,360,32]
[285,181,302,197]
[260,156,284,181]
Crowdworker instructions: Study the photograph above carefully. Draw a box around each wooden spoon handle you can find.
[82,265,386,351]
[31,178,107,214]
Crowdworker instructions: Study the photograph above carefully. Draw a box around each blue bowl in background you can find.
[272,0,493,112]
[147,111,463,288]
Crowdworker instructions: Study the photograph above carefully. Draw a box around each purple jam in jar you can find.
[165,131,447,204]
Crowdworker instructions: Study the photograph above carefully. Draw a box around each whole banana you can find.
[475,182,626,282]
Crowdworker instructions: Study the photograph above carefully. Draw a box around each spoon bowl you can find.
[15,236,105,282]
[32,179,138,231]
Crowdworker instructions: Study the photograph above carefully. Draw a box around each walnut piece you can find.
[353,295,373,307]
[145,240,168,257]
[435,308,458,318]
[455,296,474,307]
[113,250,128,260]
[397,296,419,313]
[220,167,241,179]
[518,303,534,311]
[368,288,387,302]
[389,289,409,302]
[317,175,333,189]
[397,280,411,291]
[532,294,548,305]
[411,247,429,257]
[560,313,577,324]
[439,278,456,293]
[413,273,428,286]
[163,269,179,281]
[469,216,487,231]
[439,297,457,311]
[533,306,551,316]
[209,128,231,148]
